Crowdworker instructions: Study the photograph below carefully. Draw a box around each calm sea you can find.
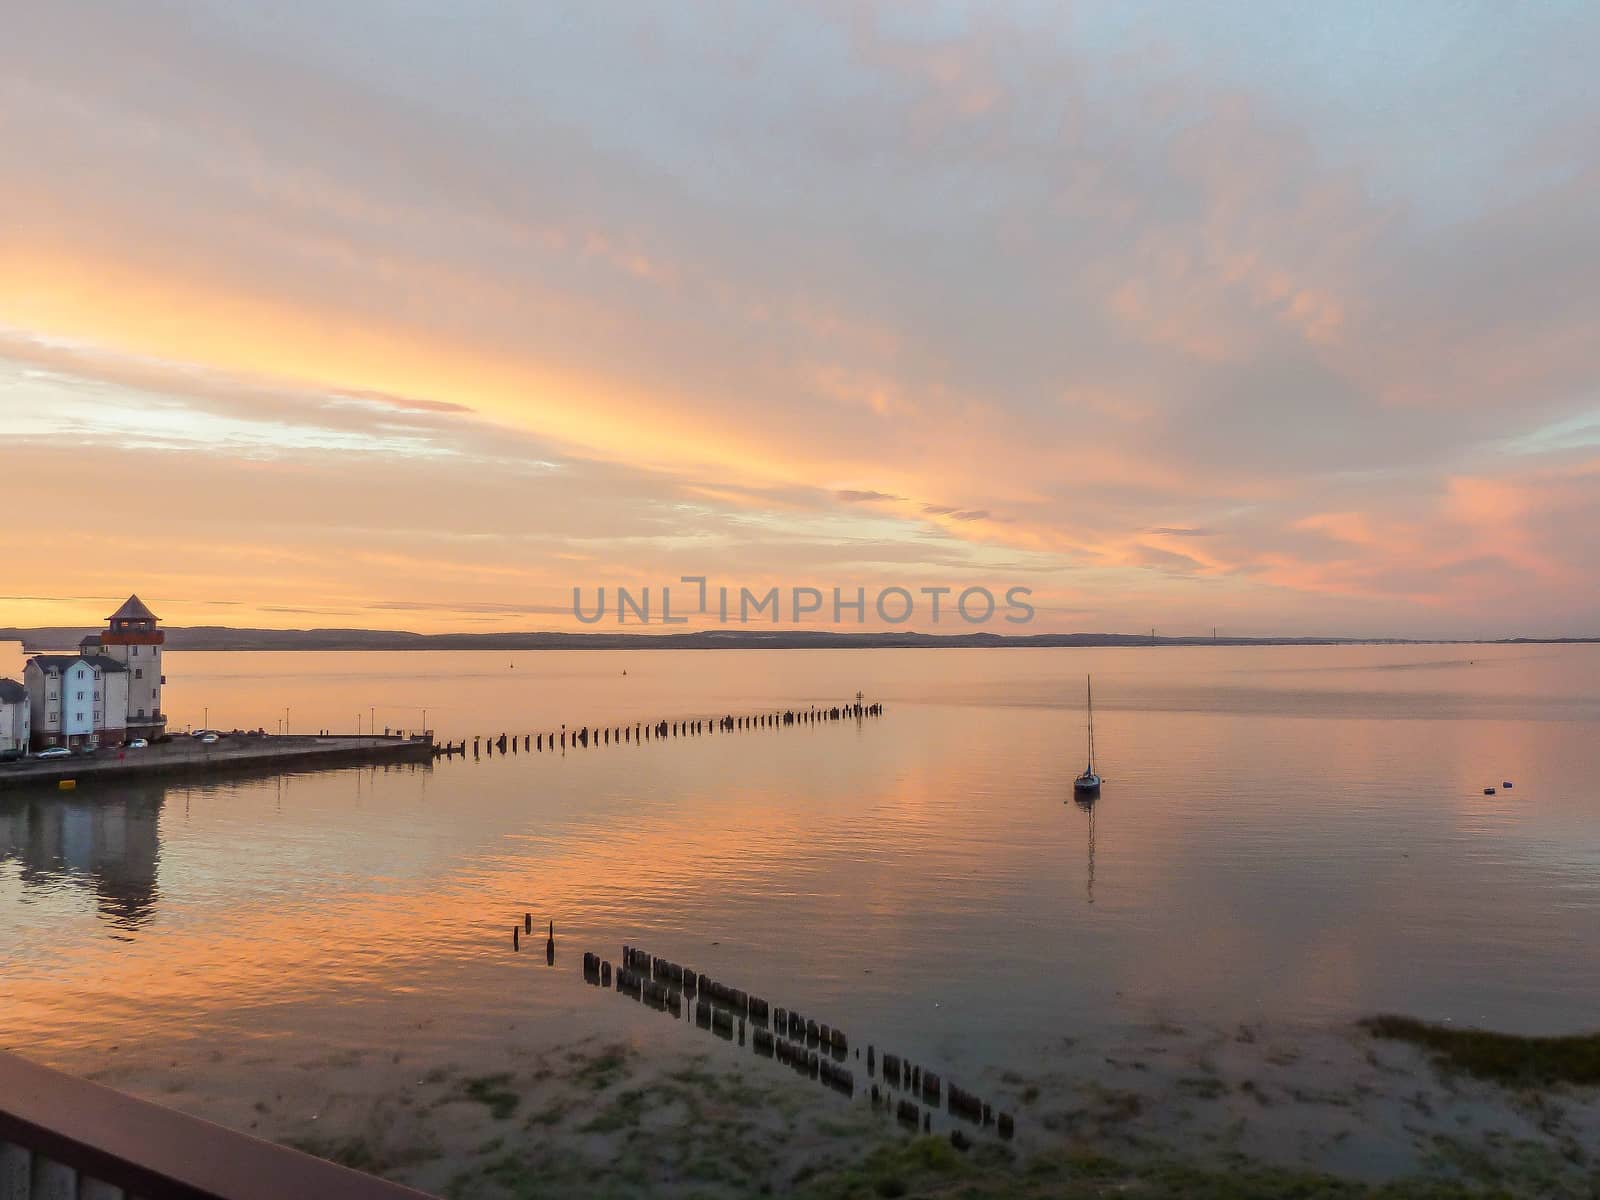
[3,644,1598,1081]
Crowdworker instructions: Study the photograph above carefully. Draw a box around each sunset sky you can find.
[3,2,1597,637]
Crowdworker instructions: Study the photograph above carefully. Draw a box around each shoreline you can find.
[35,1011,1599,1199]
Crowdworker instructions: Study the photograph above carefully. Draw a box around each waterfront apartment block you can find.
[24,595,167,751]
[25,655,129,751]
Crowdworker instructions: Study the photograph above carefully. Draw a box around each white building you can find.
[24,594,166,750]
[77,595,166,741]
[0,677,29,757]
[26,655,128,750]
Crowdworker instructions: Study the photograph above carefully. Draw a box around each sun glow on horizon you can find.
[3,2,1598,639]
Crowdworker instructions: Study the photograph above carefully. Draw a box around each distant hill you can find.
[2,625,1594,652]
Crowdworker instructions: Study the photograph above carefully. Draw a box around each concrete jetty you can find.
[0,734,435,791]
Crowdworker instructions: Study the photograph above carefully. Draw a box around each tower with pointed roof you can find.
[89,594,167,740]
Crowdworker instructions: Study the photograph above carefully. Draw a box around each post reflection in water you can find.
[0,785,163,933]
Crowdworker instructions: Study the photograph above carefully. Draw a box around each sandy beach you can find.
[58,1012,1600,1198]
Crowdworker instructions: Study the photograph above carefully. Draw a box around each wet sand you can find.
[68,1016,1600,1198]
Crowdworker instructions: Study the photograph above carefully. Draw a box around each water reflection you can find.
[1074,794,1097,906]
[0,785,163,931]
[3,645,1598,1076]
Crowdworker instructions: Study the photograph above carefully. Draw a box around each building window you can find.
[137,708,145,718]
[94,709,100,721]
[132,645,140,656]
[135,668,143,679]
[76,691,84,701]
[47,711,56,722]
[94,690,101,700]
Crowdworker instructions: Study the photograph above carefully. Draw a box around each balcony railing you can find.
[0,1051,433,1200]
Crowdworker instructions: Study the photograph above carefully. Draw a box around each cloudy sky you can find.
[3,1,1597,636]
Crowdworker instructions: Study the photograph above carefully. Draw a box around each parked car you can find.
[126,738,149,749]
[200,733,219,744]
[0,749,22,763]
[37,746,72,759]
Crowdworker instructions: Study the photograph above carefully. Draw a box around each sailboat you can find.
[1074,674,1102,797]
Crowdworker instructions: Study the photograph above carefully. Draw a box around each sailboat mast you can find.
[1086,675,1095,769]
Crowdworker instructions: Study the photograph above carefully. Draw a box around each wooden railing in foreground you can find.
[0,1051,434,1200]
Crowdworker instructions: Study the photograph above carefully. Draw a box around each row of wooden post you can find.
[574,942,1012,1143]
[453,701,883,759]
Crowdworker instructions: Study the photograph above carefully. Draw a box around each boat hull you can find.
[1073,774,1101,796]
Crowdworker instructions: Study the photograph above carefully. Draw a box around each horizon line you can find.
[3,624,1597,651]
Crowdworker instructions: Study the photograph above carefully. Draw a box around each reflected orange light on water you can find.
[3,645,1599,1082]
